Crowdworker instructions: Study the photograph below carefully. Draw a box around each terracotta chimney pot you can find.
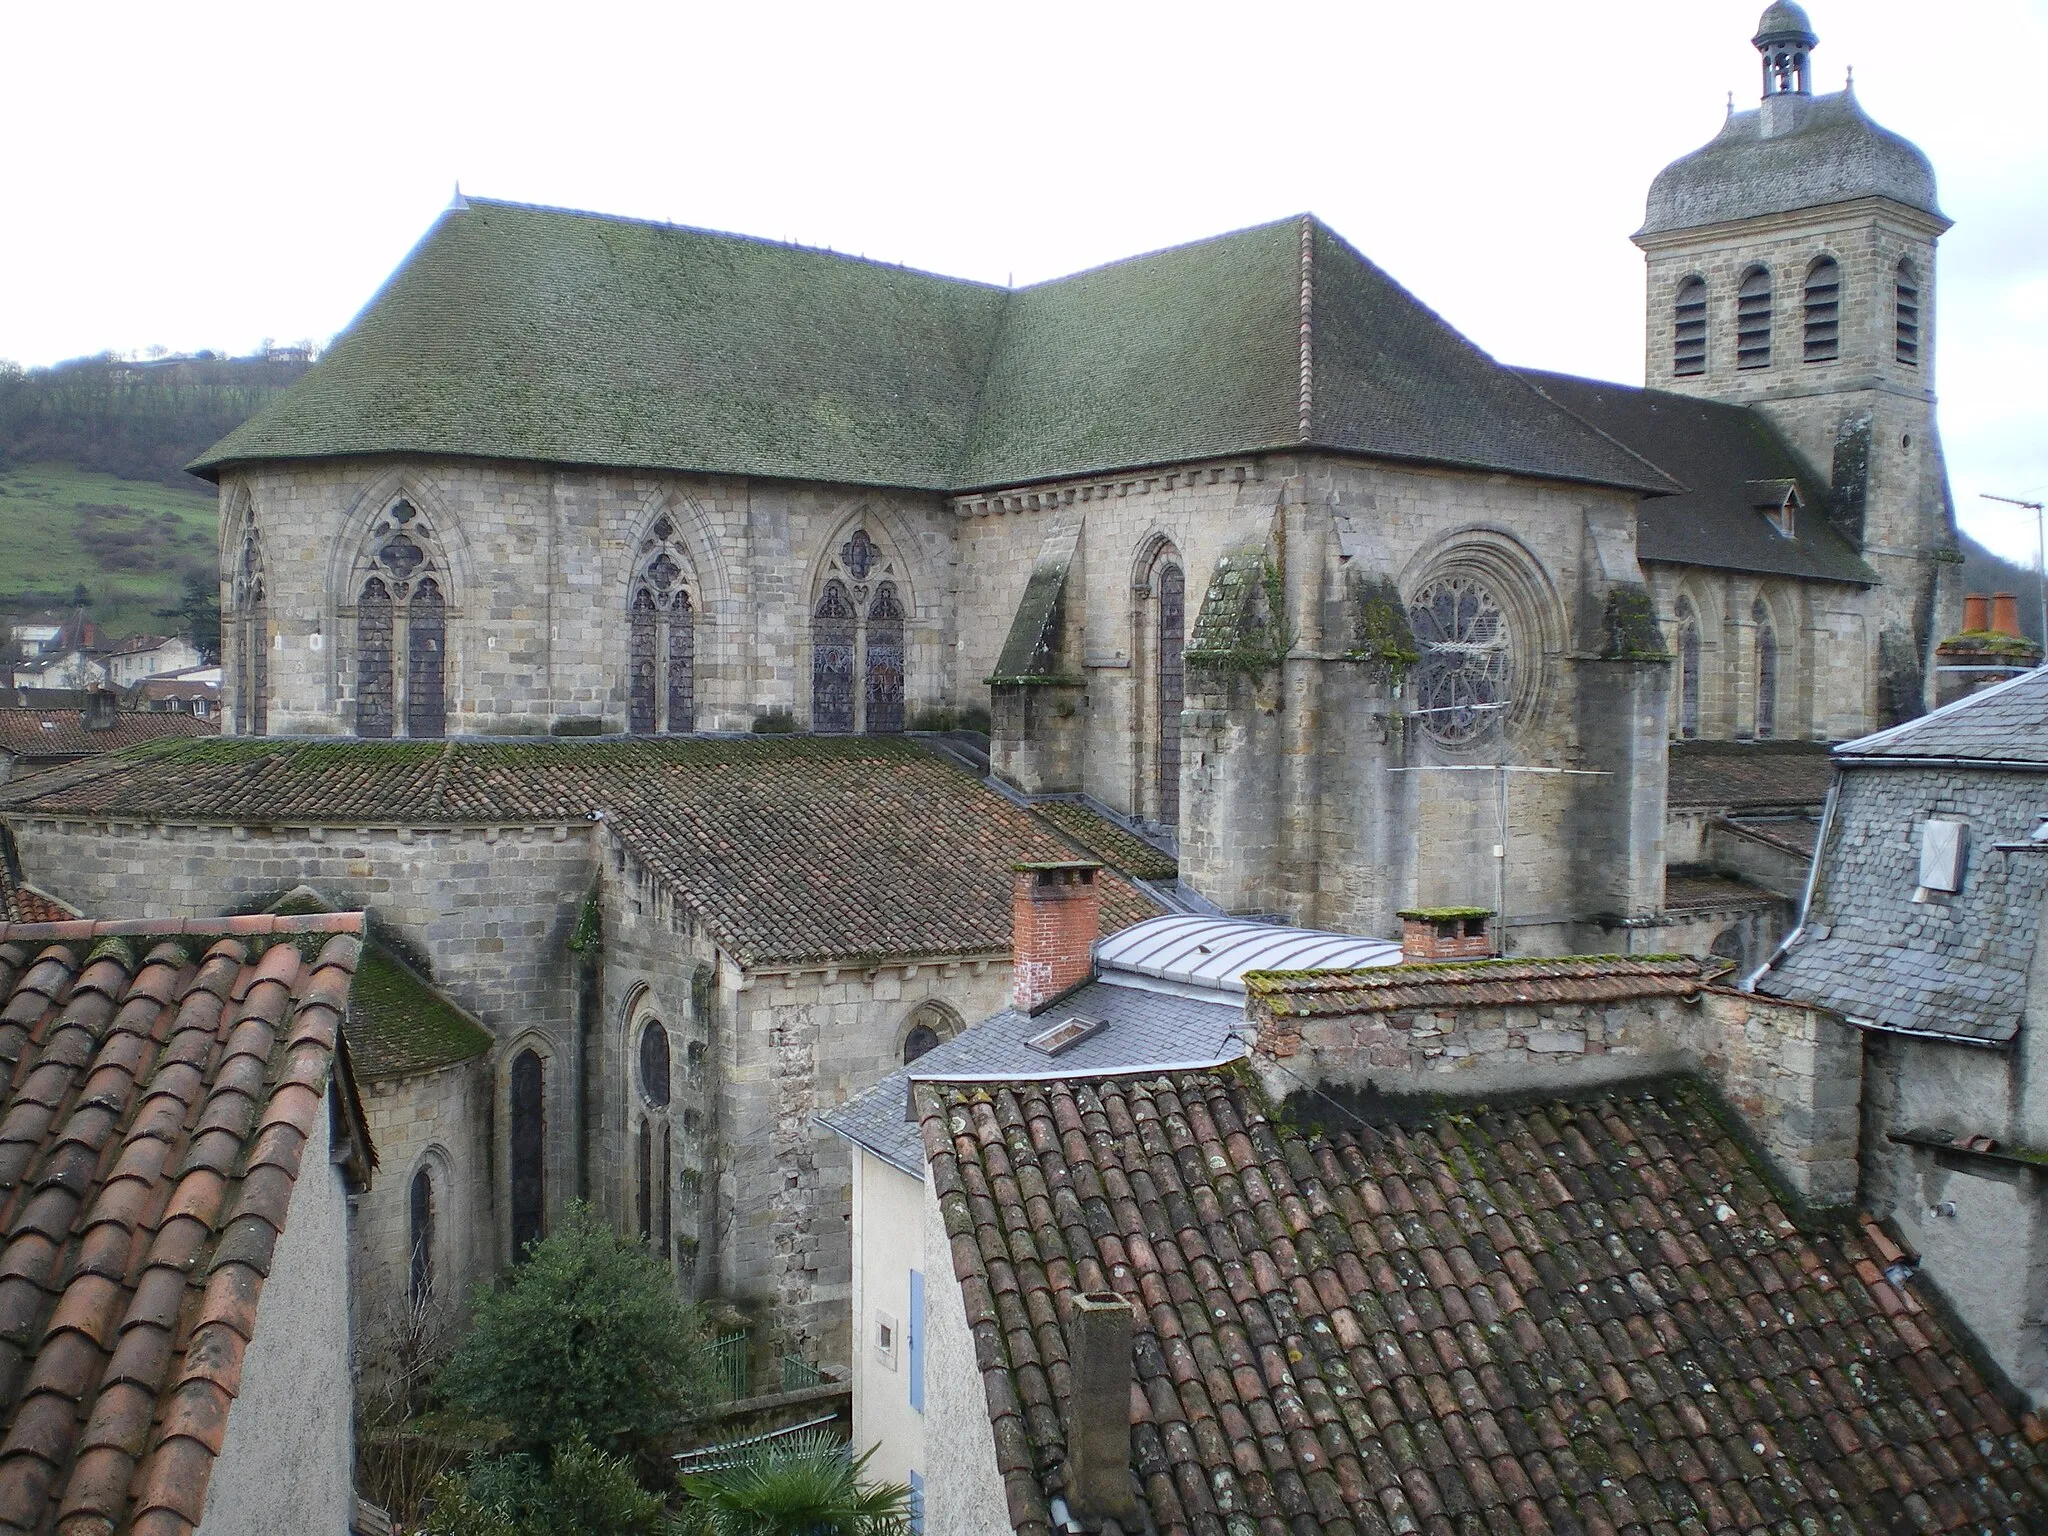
[1011,861,1101,1014]
[1992,593,2022,638]
[1964,593,1990,633]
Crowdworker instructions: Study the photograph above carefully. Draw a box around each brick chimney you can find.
[1011,861,1100,1014]
[1063,1292,1137,1522]
[1992,592,2023,638]
[82,688,119,733]
[1398,908,1494,962]
[1964,593,1990,633]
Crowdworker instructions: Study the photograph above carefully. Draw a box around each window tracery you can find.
[1675,598,1702,739]
[230,519,268,737]
[811,528,907,733]
[1409,573,1513,745]
[352,499,451,738]
[628,516,696,733]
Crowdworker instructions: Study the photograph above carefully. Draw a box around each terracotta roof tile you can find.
[1244,956,1720,1019]
[920,1070,2048,1535]
[0,916,366,1536]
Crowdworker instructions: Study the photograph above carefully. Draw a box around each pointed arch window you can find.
[231,520,268,736]
[627,517,696,733]
[1753,598,1778,740]
[1803,256,1841,362]
[1673,276,1708,376]
[635,1118,653,1242]
[1156,562,1186,828]
[1675,598,1702,739]
[1895,260,1921,366]
[509,1050,545,1260]
[350,500,453,738]
[1737,268,1773,369]
[409,1167,435,1308]
[811,528,908,733]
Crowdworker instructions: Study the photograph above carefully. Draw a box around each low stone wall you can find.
[1251,983,1858,1205]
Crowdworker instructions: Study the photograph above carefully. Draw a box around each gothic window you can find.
[1737,267,1773,369]
[900,1000,959,1065]
[1409,573,1513,745]
[639,1019,671,1108]
[510,1050,545,1259]
[659,1127,672,1261]
[903,1024,941,1064]
[1156,564,1186,826]
[627,516,696,734]
[811,528,910,733]
[409,1166,435,1308]
[1896,260,1921,365]
[357,578,395,738]
[1803,257,1841,362]
[1753,598,1778,740]
[350,499,455,738]
[230,520,268,737]
[635,1118,652,1242]
[1673,276,1708,376]
[1675,598,1702,740]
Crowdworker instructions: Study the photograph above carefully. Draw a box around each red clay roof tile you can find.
[0,917,363,1536]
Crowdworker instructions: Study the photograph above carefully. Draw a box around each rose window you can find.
[1408,574,1514,744]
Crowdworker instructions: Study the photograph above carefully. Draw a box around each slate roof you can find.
[0,712,213,763]
[919,1068,2048,1536]
[0,736,1164,968]
[1640,90,1946,237]
[1667,741,1836,811]
[818,978,1244,1177]
[1515,372,1875,586]
[1834,666,2048,767]
[0,914,371,1536]
[193,204,1675,498]
[1243,956,1717,1020]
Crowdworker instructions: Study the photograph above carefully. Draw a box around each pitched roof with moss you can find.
[0,736,1164,969]
[193,204,1675,497]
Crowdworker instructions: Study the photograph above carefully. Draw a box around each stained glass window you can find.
[627,520,696,733]
[1753,599,1778,740]
[352,500,455,738]
[1157,564,1185,824]
[865,583,905,734]
[407,578,446,739]
[629,588,658,734]
[1676,598,1702,740]
[812,580,857,734]
[510,1050,545,1259]
[1409,573,1514,744]
[357,578,394,738]
[811,530,910,733]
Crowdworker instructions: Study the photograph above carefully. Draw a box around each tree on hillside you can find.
[157,570,221,662]
[676,1431,913,1536]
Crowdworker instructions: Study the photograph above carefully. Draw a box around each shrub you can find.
[676,1430,912,1536]
[424,1435,669,1536]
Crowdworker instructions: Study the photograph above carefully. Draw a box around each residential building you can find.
[104,635,206,688]
[0,693,215,783]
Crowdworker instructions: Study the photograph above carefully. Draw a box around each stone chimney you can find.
[1063,1292,1136,1522]
[1011,861,1100,1014]
[1992,592,2023,638]
[1398,908,1494,963]
[1964,593,1990,633]
[82,688,119,733]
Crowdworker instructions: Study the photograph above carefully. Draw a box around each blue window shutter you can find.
[908,1269,925,1414]
[909,1470,925,1534]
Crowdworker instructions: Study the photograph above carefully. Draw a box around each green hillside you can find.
[0,463,218,639]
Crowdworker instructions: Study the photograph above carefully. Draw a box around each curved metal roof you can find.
[1094,914,1400,995]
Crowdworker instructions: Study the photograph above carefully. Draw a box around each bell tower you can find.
[1634,4,1958,724]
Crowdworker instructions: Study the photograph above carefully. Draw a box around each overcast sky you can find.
[5,0,2044,562]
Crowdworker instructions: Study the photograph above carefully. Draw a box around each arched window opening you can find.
[639,1019,672,1108]
[1408,572,1515,745]
[1803,257,1841,362]
[1753,599,1778,740]
[351,499,455,738]
[1736,268,1773,370]
[1675,599,1702,740]
[635,1118,652,1242]
[1156,563,1186,828]
[659,1127,672,1262]
[900,999,959,1064]
[627,516,696,733]
[231,521,268,737]
[1673,276,1708,376]
[510,1050,545,1259]
[811,529,910,733]
[357,578,394,738]
[1896,260,1922,366]
[409,1167,435,1309]
[903,1024,940,1064]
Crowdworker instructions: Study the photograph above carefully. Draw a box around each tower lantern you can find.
[1755,2,1817,97]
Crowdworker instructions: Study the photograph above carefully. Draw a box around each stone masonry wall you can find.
[1257,986,1859,1203]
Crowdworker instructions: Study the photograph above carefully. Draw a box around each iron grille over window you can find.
[1737,268,1773,369]
[1803,257,1841,362]
[1895,261,1921,365]
[1673,276,1708,376]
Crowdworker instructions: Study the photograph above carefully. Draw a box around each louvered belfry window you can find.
[1896,260,1922,365]
[1803,257,1841,362]
[1673,276,1708,376]
[1736,268,1773,369]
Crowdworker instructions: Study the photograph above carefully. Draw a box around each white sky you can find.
[4,0,2045,562]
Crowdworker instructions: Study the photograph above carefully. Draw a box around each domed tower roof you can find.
[1638,6,1946,238]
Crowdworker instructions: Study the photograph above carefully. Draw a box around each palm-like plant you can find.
[675,1431,914,1536]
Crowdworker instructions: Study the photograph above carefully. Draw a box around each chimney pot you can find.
[1964,593,1990,633]
[1992,592,2022,639]
[1011,861,1101,1014]
[1064,1291,1137,1521]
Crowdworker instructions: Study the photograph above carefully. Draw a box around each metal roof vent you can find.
[1025,1015,1105,1056]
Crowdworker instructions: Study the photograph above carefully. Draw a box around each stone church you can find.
[0,3,1959,1363]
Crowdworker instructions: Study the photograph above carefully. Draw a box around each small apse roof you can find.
[1094,913,1401,996]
